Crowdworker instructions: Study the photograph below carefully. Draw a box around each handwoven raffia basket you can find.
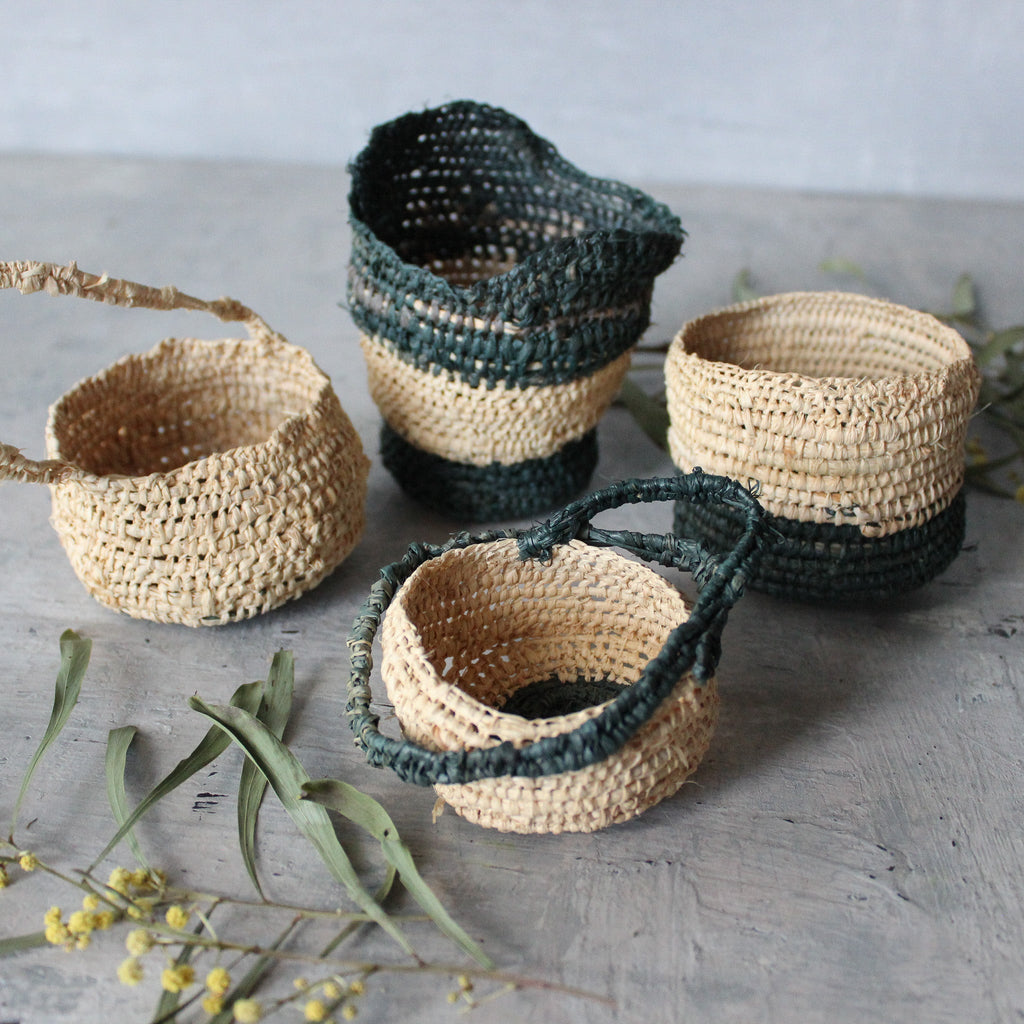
[0,261,369,626]
[347,100,684,521]
[665,291,981,600]
[347,473,765,834]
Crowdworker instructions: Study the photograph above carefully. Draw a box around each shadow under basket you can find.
[347,99,684,521]
[347,473,766,834]
[665,291,981,601]
[0,261,369,626]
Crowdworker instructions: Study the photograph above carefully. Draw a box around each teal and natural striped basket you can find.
[347,100,684,521]
[666,292,981,601]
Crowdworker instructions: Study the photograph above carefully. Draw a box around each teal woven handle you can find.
[346,471,765,786]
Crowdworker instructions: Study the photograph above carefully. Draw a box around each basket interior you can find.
[687,296,969,381]
[351,104,672,286]
[397,539,690,720]
[48,339,325,476]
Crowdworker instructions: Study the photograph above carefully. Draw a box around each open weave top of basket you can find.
[666,291,981,537]
[347,100,684,388]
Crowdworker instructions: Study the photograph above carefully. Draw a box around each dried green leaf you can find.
[189,698,415,957]
[88,679,265,872]
[304,778,493,968]
[0,931,49,956]
[732,268,761,303]
[952,273,977,319]
[819,257,867,282]
[619,377,669,451]
[973,326,1024,370]
[11,630,91,836]
[105,725,149,873]
[238,650,295,898]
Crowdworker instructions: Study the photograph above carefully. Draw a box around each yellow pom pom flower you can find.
[232,998,263,1023]
[44,921,71,946]
[81,894,101,912]
[117,957,145,986]
[67,911,93,936]
[304,999,328,1022]
[206,966,231,996]
[18,851,39,872]
[321,981,342,1000]
[125,928,154,956]
[108,867,133,895]
[165,904,190,930]
[202,994,225,1015]
[161,964,196,993]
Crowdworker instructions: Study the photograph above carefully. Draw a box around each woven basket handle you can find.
[0,260,282,485]
[0,260,280,339]
[347,471,767,787]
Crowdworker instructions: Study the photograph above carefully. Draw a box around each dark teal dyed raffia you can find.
[379,422,597,520]
[348,101,684,388]
[346,472,766,787]
[673,487,967,602]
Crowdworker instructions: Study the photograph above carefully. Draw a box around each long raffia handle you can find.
[346,471,767,786]
[0,260,287,484]
[0,443,76,484]
[0,260,282,341]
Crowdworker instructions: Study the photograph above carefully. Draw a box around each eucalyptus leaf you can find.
[619,377,669,451]
[11,630,91,836]
[974,326,1024,369]
[189,698,416,958]
[952,273,977,319]
[304,778,493,968]
[819,257,867,282]
[237,650,295,898]
[88,679,265,872]
[105,725,149,873]
[731,268,760,303]
[0,931,49,956]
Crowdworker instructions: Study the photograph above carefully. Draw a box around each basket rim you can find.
[385,537,696,740]
[44,334,337,486]
[347,99,684,304]
[669,290,976,392]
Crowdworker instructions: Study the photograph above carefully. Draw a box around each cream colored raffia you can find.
[665,291,981,537]
[360,336,631,466]
[380,538,718,834]
[0,261,369,626]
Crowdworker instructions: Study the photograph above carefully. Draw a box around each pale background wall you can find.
[1,0,1022,200]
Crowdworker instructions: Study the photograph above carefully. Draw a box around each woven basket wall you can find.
[0,261,369,626]
[346,473,766,835]
[381,538,717,833]
[347,100,684,521]
[665,291,981,600]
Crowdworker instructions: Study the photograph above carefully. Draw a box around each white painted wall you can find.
[2,0,1022,199]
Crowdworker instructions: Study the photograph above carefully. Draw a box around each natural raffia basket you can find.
[0,261,370,626]
[665,291,981,600]
[347,100,684,521]
[347,473,765,834]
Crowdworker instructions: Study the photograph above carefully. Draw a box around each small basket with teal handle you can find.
[346,472,765,834]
